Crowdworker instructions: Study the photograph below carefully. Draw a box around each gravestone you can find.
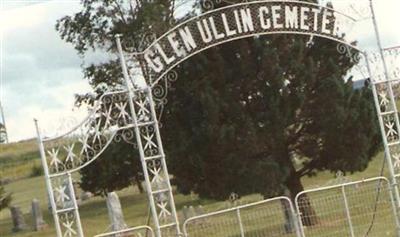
[0,177,12,185]
[31,199,47,231]
[182,206,190,221]
[188,206,196,218]
[10,205,27,232]
[195,205,205,216]
[106,192,127,231]
[72,181,80,200]
[62,179,74,208]
[80,191,93,201]
[195,205,207,224]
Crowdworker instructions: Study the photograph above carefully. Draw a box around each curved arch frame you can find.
[127,0,361,87]
[149,31,362,88]
[35,1,400,237]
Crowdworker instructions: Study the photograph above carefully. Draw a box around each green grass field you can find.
[0,140,395,237]
[0,139,41,179]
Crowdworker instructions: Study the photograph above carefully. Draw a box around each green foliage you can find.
[56,0,381,202]
[30,165,44,177]
[80,137,143,196]
[56,0,175,194]
[0,184,11,211]
[0,140,41,179]
[162,33,381,200]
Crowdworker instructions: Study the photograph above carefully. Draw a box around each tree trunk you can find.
[286,174,319,226]
[280,188,296,233]
[134,174,144,194]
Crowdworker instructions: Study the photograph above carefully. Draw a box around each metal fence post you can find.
[289,201,303,237]
[387,176,400,237]
[369,3,400,236]
[34,119,63,237]
[236,209,245,237]
[294,194,307,237]
[67,172,84,237]
[341,185,355,237]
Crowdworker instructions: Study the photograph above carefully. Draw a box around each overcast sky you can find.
[0,0,399,142]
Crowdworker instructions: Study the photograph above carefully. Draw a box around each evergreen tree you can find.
[57,0,381,225]
[163,33,381,224]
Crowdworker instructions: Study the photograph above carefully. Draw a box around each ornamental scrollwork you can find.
[320,0,371,23]
[41,116,79,139]
[114,128,137,146]
[336,43,371,80]
[391,145,400,170]
[152,70,179,122]
[42,90,135,175]
[384,47,400,81]
[201,0,223,11]
[201,0,257,12]
[59,211,79,236]
[340,0,371,21]
[337,43,361,64]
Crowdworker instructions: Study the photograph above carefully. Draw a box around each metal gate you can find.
[94,226,155,237]
[35,0,400,236]
[183,197,301,237]
[295,177,399,237]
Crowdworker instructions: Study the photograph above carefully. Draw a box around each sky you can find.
[0,0,399,142]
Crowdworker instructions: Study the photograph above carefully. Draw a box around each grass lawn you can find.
[0,149,392,237]
[0,139,41,179]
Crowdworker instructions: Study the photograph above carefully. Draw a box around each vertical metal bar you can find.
[146,87,182,235]
[294,194,306,237]
[236,208,245,237]
[367,54,400,236]
[115,35,162,237]
[385,176,400,237]
[369,1,400,234]
[286,198,303,237]
[341,186,355,237]
[369,0,400,199]
[67,172,84,237]
[34,119,63,237]
[0,101,8,143]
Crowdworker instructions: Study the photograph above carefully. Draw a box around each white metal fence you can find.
[183,196,301,237]
[2,176,398,237]
[94,225,155,237]
[182,177,399,237]
[295,176,398,237]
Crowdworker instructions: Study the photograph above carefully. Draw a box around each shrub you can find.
[30,165,44,177]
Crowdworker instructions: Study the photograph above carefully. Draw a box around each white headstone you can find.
[80,191,93,201]
[106,192,127,231]
[62,179,74,208]
[195,205,207,224]
[195,205,205,216]
[188,206,196,218]
[31,199,47,231]
[182,206,190,220]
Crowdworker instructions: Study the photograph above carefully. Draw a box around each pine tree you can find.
[162,33,381,225]
[56,0,381,225]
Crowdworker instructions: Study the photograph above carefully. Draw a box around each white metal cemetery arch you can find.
[35,1,400,237]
